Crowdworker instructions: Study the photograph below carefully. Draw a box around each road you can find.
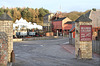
[13,37,100,66]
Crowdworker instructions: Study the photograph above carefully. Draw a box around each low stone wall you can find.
[13,39,22,42]
[22,37,57,41]
[46,32,54,37]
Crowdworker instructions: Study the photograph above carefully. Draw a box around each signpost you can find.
[80,25,92,41]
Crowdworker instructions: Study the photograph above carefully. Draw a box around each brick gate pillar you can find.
[0,13,13,62]
[75,15,92,59]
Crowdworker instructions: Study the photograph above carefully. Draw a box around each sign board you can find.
[80,25,92,41]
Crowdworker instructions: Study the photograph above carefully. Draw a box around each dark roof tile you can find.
[0,13,13,21]
[75,15,92,22]
[44,13,51,17]
[65,21,75,24]
[53,17,66,21]
[85,11,91,17]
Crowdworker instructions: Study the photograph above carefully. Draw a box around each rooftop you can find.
[65,21,75,24]
[44,13,53,17]
[0,13,12,21]
[75,15,92,22]
[53,17,66,21]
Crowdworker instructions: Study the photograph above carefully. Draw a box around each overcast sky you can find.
[0,0,100,12]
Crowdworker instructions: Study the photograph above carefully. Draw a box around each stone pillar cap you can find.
[0,13,12,21]
[75,15,92,22]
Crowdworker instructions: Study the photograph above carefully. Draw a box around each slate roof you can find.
[65,21,75,24]
[44,13,51,17]
[85,11,91,17]
[75,15,92,22]
[0,13,13,21]
[53,17,66,21]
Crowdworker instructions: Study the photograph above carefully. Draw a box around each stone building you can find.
[43,13,54,32]
[0,13,13,62]
[85,9,100,39]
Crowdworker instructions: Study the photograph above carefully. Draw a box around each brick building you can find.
[52,17,72,36]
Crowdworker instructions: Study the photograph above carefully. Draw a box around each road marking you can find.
[22,45,28,46]
[40,45,44,47]
[63,42,69,44]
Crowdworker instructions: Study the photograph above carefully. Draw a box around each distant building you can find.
[51,11,64,21]
[43,13,54,32]
[85,9,100,28]
[52,17,72,36]
[85,9,100,39]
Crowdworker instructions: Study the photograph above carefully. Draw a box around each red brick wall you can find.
[64,24,72,30]
[52,21,62,29]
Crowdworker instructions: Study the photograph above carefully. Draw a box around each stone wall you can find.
[0,20,13,62]
[0,32,8,66]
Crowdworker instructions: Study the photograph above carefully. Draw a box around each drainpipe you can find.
[57,30,58,36]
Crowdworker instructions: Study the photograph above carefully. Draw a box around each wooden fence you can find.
[92,40,100,54]
[69,38,100,54]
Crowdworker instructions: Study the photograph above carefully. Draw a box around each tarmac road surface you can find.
[13,37,100,66]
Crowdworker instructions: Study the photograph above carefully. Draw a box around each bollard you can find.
[11,50,15,63]
[77,48,81,59]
